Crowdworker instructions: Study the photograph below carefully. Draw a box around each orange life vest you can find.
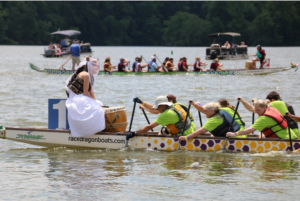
[165,104,191,135]
[261,107,288,138]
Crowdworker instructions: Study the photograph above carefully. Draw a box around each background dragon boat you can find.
[1,127,299,153]
[29,63,293,76]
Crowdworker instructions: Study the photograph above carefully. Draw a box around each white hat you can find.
[152,96,172,109]
[151,56,155,60]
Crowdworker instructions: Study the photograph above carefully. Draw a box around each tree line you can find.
[0,1,299,46]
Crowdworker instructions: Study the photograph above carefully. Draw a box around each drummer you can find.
[179,101,241,141]
[126,96,196,139]
[226,99,297,139]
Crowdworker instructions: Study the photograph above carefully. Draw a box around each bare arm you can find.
[190,100,205,113]
[139,102,160,114]
[136,122,159,135]
[239,97,255,113]
[226,127,256,137]
[285,112,300,123]
[79,72,93,99]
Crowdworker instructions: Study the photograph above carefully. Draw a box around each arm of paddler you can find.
[285,111,300,122]
[178,127,208,141]
[139,103,160,114]
[90,91,96,100]
[226,127,256,137]
[136,122,159,135]
[190,100,205,113]
[238,97,255,113]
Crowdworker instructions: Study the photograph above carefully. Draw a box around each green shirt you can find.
[155,109,196,136]
[251,115,297,139]
[270,101,299,138]
[220,107,247,138]
[202,114,223,132]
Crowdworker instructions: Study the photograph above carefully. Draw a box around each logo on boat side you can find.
[16,131,46,140]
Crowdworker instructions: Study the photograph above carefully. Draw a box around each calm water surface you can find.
[0,46,300,200]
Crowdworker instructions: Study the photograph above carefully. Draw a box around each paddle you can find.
[155,55,168,72]
[58,56,72,70]
[198,111,203,127]
[285,112,294,152]
[252,100,255,135]
[177,101,192,150]
[125,101,136,147]
[222,98,240,151]
[142,109,153,132]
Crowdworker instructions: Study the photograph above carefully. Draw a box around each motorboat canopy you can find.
[50,30,81,36]
[208,32,241,38]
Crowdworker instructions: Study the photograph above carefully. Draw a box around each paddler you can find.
[226,99,297,139]
[194,57,207,72]
[126,96,196,139]
[178,101,242,141]
[148,55,161,72]
[104,57,116,73]
[166,58,176,72]
[134,57,148,72]
[138,94,196,134]
[118,58,130,72]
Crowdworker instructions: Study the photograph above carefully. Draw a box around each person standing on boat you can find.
[252,45,266,69]
[118,58,130,72]
[104,57,116,73]
[194,57,207,72]
[178,102,241,141]
[210,58,224,71]
[226,99,297,139]
[126,96,196,139]
[69,39,81,71]
[61,39,67,47]
[148,56,161,72]
[65,57,105,137]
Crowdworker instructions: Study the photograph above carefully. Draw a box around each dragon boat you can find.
[29,63,294,76]
[0,127,299,153]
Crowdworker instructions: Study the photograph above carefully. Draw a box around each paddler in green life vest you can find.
[179,102,241,141]
[187,99,247,138]
[139,94,196,134]
[126,96,196,140]
[227,99,297,139]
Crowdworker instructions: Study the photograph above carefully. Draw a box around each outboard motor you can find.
[210,50,217,59]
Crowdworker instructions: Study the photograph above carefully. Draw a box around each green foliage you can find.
[0,1,299,46]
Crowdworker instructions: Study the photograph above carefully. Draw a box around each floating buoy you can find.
[171,50,173,55]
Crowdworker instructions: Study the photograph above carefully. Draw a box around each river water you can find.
[0,46,300,200]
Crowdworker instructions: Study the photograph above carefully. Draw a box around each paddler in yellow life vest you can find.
[126,96,196,140]
[227,99,297,139]
[179,102,242,141]
[165,58,176,72]
[104,57,116,73]
[139,94,196,134]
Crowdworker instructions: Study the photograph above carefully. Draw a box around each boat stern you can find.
[0,126,5,139]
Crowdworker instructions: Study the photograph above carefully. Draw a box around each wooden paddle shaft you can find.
[58,56,72,70]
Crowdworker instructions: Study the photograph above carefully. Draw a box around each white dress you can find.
[66,90,105,137]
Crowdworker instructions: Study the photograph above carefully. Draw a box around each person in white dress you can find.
[65,57,105,137]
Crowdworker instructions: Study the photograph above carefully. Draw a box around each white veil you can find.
[87,57,100,92]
